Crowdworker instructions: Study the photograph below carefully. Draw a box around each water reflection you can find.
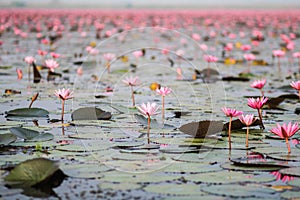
[270,171,295,183]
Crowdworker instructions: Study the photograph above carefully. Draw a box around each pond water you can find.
[0,9,300,200]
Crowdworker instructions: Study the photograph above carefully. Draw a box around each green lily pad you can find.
[4,158,59,187]
[281,190,300,199]
[280,167,300,177]
[221,163,282,172]
[230,157,290,168]
[179,120,224,138]
[27,133,54,142]
[163,162,221,173]
[98,182,141,191]
[101,171,181,183]
[267,152,300,162]
[201,183,275,198]
[6,108,49,117]
[0,133,17,145]
[71,107,112,120]
[60,163,111,178]
[144,183,205,196]
[55,140,111,152]
[9,127,39,140]
[288,178,300,187]
[184,171,276,183]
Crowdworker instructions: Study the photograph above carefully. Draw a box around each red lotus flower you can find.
[239,114,257,147]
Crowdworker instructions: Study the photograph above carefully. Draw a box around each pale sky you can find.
[1,0,299,9]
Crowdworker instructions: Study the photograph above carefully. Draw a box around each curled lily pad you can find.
[27,133,54,142]
[221,163,282,172]
[9,127,39,140]
[230,156,290,168]
[0,133,17,145]
[6,108,49,117]
[179,120,224,138]
[4,158,59,187]
[71,107,112,120]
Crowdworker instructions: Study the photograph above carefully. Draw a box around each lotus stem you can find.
[61,100,65,122]
[246,126,249,148]
[28,64,31,82]
[106,62,110,73]
[260,89,264,97]
[147,115,151,144]
[257,108,265,129]
[228,116,232,150]
[285,137,291,154]
[162,95,165,123]
[278,58,281,72]
[298,90,300,100]
[130,85,135,107]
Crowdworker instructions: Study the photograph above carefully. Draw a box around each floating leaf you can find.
[144,183,204,196]
[0,133,17,145]
[280,167,300,177]
[134,114,174,129]
[71,107,112,120]
[98,182,141,191]
[184,170,276,183]
[230,157,289,168]
[221,163,282,172]
[179,120,224,138]
[201,183,275,198]
[281,190,300,199]
[60,163,111,178]
[27,133,54,142]
[6,108,49,117]
[9,127,39,140]
[4,158,59,187]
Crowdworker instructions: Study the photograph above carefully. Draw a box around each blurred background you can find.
[0,0,299,9]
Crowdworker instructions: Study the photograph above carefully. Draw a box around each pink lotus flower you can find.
[156,87,172,124]
[290,81,300,90]
[224,43,233,51]
[273,50,285,57]
[123,76,140,107]
[239,114,257,147]
[86,46,93,53]
[161,48,169,55]
[239,114,256,126]
[241,44,251,51]
[41,38,49,45]
[137,102,159,117]
[247,96,268,110]
[290,81,300,99]
[54,88,73,122]
[24,56,36,64]
[251,79,266,90]
[132,50,143,58]
[293,52,300,58]
[199,44,208,51]
[103,53,116,61]
[16,68,22,80]
[122,76,140,86]
[176,49,184,57]
[204,55,218,63]
[221,107,243,118]
[287,42,294,51]
[243,53,256,61]
[222,107,243,150]
[192,33,201,41]
[251,79,266,96]
[54,88,73,101]
[38,50,48,56]
[45,59,59,72]
[270,122,299,154]
[156,87,172,97]
[50,52,61,59]
[89,48,99,56]
[248,96,268,129]
[137,102,159,144]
